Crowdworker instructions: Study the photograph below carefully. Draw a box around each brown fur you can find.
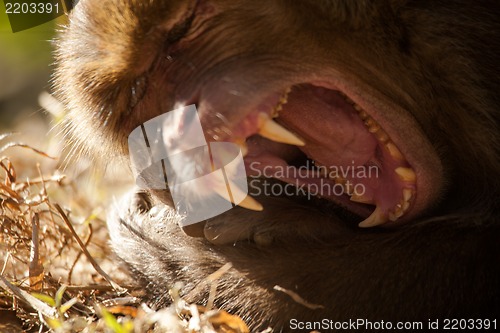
[55,0,500,331]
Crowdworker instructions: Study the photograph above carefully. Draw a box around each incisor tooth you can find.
[258,113,305,146]
[358,206,387,227]
[214,179,263,211]
[395,167,416,182]
[386,142,404,160]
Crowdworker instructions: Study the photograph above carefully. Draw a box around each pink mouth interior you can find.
[240,84,414,220]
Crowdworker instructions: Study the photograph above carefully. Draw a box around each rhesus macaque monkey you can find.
[55,0,500,331]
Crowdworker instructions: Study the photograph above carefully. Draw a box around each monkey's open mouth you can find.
[199,83,417,227]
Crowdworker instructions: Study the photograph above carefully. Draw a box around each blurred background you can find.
[0,4,132,300]
[0,7,62,175]
[0,7,55,129]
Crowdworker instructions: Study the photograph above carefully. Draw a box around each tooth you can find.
[375,129,389,143]
[353,104,362,112]
[364,117,375,128]
[272,87,291,117]
[273,103,284,117]
[388,212,397,221]
[388,205,404,221]
[334,176,346,185]
[236,141,248,156]
[280,87,291,104]
[358,109,368,119]
[350,194,374,204]
[385,142,404,160]
[368,123,381,133]
[395,167,416,182]
[214,180,263,211]
[374,129,389,143]
[344,182,354,195]
[358,206,387,227]
[237,195,264,211]
[258,113,305,146]
[403,188,413,202]
[402,200,410,211]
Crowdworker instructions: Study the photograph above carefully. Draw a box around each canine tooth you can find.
[353,104,362,111]
[350,194,374,204]
[258,113,305,146]
[386,142,404,160]
[403,188,413,202]
[237,195,264,211]
[358,206,387,227]
[214,180,263,211]
[395,167,416,182]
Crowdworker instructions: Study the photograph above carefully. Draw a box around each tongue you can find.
[278,84,378,171]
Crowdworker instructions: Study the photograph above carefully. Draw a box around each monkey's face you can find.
[55,1,500,327]
[55,0,499,237]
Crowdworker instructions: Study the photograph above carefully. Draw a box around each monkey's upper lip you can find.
[197,82,417,227]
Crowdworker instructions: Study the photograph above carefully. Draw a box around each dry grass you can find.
[0,101,250,332]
